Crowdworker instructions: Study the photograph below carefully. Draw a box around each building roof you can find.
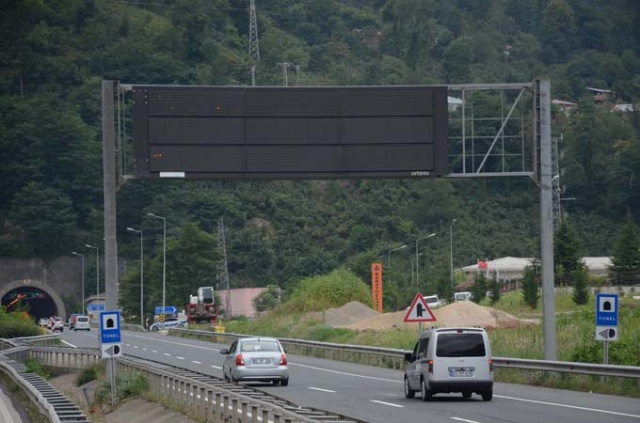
[461,256,612,272]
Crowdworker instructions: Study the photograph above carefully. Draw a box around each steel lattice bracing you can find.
[249,0,260,62]
[447,83,535,180]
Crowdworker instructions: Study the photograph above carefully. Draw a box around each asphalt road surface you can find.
[61,329,640,423]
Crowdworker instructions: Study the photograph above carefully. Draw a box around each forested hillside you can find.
[1,0,639,314]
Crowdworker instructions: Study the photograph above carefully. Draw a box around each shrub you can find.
[95,371,148,404]
[24,357,51,379]
[76,364,102,386]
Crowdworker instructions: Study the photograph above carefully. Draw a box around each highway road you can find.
[60,329,640,423]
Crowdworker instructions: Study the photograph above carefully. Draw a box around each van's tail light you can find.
[489,359,494,373]
[279,354,288,366]
[235,354,245,366]
[427,360,434,374]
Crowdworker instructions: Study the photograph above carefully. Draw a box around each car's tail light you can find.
[427,360,433,374]
[235,354,245,366]
[489,359,494,373]
[279,354,287,366]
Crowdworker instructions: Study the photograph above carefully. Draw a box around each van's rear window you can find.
[436,333,486,357]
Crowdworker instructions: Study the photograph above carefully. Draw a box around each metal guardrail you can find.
[20,345,367,423]
[0,354,89,423]
[170,328,640,379]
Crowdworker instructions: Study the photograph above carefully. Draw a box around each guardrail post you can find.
[231,398,238,422]
[273,413,281,423]
[215,392,222,420]
[261,410,269,423]
[223,395,229,422]
[241,401,248,422]
[251,405,258,423]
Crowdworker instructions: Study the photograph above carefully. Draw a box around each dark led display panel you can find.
[132,85,448,179]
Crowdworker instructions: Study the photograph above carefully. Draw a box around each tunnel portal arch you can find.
[0,279,67,322]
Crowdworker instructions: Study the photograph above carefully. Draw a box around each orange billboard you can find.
[371,263,383,313]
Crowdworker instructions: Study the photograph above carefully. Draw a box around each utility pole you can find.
[217,218,231,318]
[277,62,290,86]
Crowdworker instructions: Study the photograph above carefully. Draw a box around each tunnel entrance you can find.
[1,287,58,322]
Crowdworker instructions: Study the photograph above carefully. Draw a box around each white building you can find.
[460,256,612,281]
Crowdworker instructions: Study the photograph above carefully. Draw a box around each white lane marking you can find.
[451,418,482,423]
[309,387,335,393]
[211,365,222,370]
[163,353,171,356]
[496,395,640,419]
[291,363,400,383]
[126,334,221,351]
[177,356,185,360]
[370,400,404,408]
[152,350,158,353]
[61,340,77,348]
[133,345,139,349]
[142,348,147,351]
[192,361,202,364]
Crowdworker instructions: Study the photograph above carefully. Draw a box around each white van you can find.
[73,315,91,331]
[454,291,473,302]
[403,327,493,401]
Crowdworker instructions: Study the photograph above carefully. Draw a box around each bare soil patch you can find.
[308,301,535,331]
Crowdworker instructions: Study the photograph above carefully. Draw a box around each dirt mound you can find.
[344,301,534,331]
[306,301,380,327]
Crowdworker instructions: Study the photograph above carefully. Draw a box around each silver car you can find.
[220,337,289,386]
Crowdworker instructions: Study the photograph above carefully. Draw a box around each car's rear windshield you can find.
[436,333,486,357]
[77,317,89,322]
[241,341,280,352]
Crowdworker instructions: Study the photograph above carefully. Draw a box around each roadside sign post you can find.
[404,293,437,335]
[100,311,122,405]
[595,294,618,365]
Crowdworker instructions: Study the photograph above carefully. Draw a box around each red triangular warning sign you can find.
[403,293,437,323]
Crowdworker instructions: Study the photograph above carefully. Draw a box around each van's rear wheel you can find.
[420,378,432,402]
[482,389,493,401]
[404,377,415,399]
[462,391,472,399]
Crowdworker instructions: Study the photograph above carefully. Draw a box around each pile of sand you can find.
[309,300,535,331]
[306,301,380,327]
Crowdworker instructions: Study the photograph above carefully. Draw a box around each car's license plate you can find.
[448,367,473,377]
[251,358,272,365]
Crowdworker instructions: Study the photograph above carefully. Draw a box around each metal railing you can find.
[170,328,640,379]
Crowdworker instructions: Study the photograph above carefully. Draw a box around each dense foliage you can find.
[1,1,640,316]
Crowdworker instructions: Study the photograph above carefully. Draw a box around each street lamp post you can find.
[415,233,436,288]
[127,227,144,327]
[85,244,100,304]
[147,213,166,329]
[450,219,457,287]
[387,245,407,270]
[71,252,85,314]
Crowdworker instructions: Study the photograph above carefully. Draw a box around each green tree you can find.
[554,219,582,285]
[7,182,77,263]
[488,274,501,305]
[521,263,540,309]
[470,273,488,304]
[571,267,590,305]
[609,218,640,285]
[252,285,282,312]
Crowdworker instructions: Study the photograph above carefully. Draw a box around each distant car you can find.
[73,315,91,331]
[38,318,49,328]
[424,295,444,309]
[149,318,187,331]
[49,316,64,332]
[220,337,289,386]
[68,313,82,330]
[454,292,473,302]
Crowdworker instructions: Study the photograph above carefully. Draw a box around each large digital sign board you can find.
[131,85,448,179]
